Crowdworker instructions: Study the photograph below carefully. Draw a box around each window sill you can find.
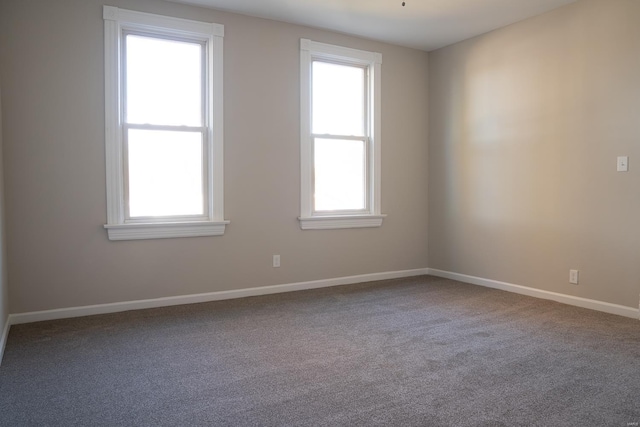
[298,214,386,230]
[104,220,230,241]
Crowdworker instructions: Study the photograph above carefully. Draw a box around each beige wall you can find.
[10,0,634,317]
[0,0,429,313]
[428,0,640,307]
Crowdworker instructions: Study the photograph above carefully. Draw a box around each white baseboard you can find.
[0,317,9,366]
[427,268,640,320]
[5,265,635,358]
[8,268,430,326]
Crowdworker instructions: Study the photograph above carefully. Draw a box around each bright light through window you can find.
[311,60,367,212]
[126,34,202,126]
[312,61,365,136]
[124,34,206,219]
[314,138,365,211]
[128,129,203,217]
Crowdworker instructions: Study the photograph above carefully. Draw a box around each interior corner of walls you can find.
[0,315,9,366]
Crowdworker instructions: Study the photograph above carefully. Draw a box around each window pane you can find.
[314,138,366,211]
[126,35,202,126]
[312,61,365,136]
[128,129,204,217]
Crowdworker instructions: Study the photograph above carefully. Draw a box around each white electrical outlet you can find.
[273,255,280,268]
[569,269,579,284]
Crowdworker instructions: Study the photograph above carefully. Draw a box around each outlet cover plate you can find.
[569,269,579,284]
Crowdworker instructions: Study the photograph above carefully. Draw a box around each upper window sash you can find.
[122,31,207,128]
[103,6,228,240]
[311,59,368,138]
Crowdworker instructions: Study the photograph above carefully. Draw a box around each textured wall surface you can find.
[0,0,429,313]
[428,0,640,307]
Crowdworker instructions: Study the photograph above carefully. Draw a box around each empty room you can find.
[0,0,638,425]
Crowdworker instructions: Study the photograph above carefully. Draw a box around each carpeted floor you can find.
[0,275,638,426]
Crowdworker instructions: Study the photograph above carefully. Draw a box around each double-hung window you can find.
[103,6,228,240]
[299,39,385,229]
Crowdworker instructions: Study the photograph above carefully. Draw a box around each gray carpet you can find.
[0,275,638,426]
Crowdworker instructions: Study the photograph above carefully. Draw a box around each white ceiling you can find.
[166,0,577,51]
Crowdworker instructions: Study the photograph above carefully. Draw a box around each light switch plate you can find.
[617,156,629,172]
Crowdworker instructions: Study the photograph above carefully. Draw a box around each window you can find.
[103,6,227,240]
[299,39,385,229]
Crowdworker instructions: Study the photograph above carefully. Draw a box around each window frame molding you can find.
[102,6,228,241]
[299,39,385,230]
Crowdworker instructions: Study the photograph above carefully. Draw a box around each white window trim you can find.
[299,39,385,230]
[102,6,228,241]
